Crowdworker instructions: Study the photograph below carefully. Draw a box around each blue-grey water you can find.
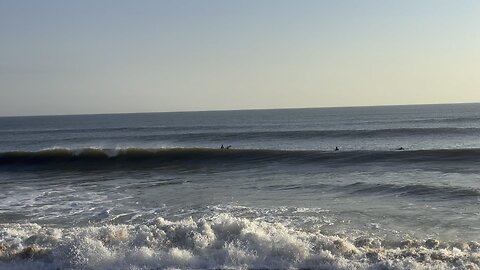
[1,104,480,269]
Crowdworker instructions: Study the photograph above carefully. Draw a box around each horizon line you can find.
[1,101,479,118]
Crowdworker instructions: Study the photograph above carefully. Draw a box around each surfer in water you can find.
[335,146,339,151]
[220,144,224,149]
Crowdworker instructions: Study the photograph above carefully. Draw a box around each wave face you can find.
[2,147,480,169]
[0,214,479,270]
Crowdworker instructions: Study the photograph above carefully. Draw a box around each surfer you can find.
[226,145,231,149]
[221,144,224,149]
[335,146,339,151]
[396,147,404,150]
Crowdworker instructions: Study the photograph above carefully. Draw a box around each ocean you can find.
[0,103,479,269]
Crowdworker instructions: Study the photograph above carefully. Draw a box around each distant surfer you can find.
[221,144,224,149]
[226,145,231,149]
[335,146,339,151]
[396,147,404,151]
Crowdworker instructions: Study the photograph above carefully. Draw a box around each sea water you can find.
[0,104,480,269]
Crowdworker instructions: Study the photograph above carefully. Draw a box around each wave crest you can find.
[2,147,480,168]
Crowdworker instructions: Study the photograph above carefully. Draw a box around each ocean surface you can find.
[1,104,480,269]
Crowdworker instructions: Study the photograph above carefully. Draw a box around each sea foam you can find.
[0,214,479,270]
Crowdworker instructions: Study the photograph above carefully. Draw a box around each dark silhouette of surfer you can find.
[221,144,224,149]
[335,146,339,151]
[226,145,231,149]
[396,147,404,150]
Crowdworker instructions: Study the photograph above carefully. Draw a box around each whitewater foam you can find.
[0,214,479,270]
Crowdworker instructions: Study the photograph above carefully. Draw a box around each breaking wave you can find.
[2,147,480,169]
[0,214,479,270]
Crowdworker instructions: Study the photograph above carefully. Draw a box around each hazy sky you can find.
[1,0,479,116]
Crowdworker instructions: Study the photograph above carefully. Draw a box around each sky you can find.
[1,0,479,116]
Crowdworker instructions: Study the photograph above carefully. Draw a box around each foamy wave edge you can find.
[1,214,479,270]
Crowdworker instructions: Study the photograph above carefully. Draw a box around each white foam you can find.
[0,214,479,270]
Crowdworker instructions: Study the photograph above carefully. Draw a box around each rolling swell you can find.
[345,182,480,199]
[3,127,480,142]
[1,147,480,169]
[212,127,480,140]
